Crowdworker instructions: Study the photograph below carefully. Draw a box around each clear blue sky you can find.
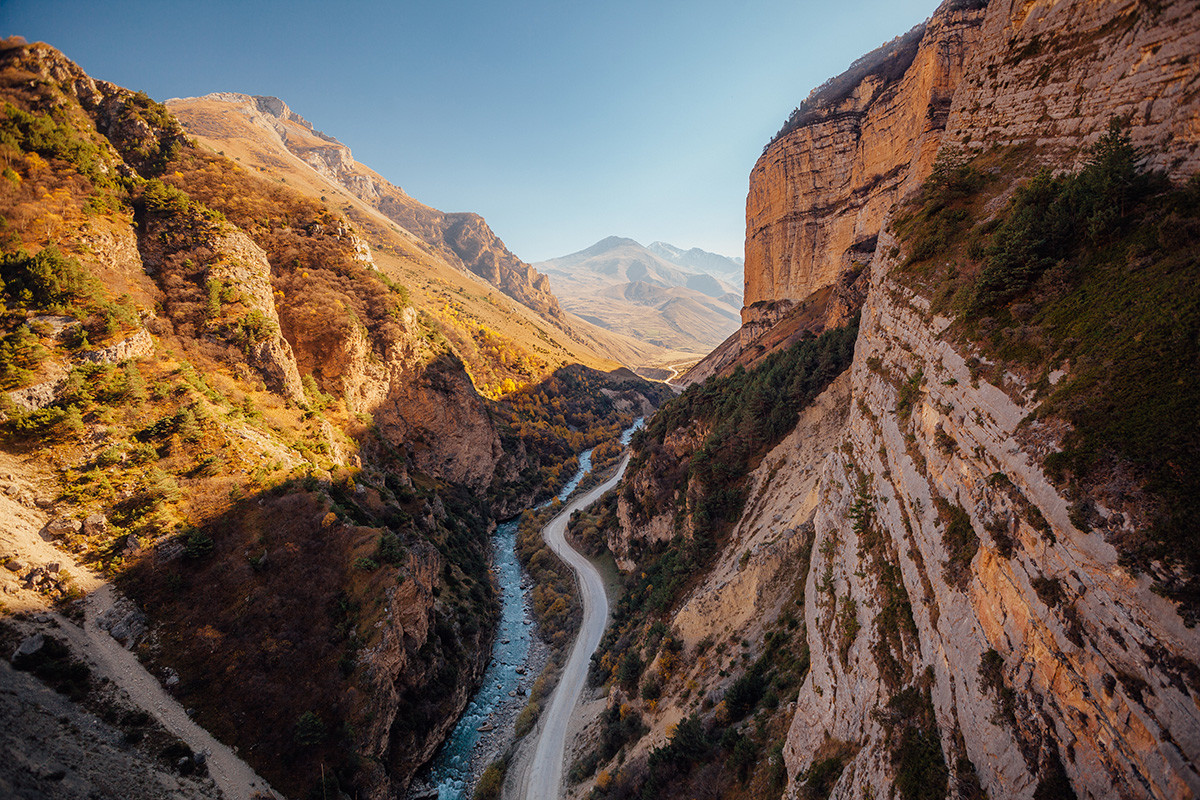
[3,0,938,262]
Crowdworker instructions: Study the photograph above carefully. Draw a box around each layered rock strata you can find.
[743,1,986,327]
[778,234,1200,799]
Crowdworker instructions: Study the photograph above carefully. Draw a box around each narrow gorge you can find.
[559,1,1200,800]
[2,1,1199,799]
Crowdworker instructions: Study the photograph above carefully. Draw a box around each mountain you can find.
[566,2,1200,800]
[535,236,743,355]
[647,240,743,284]
[0,38,672,800]
[167,93,566,322]
[163,93,680,374]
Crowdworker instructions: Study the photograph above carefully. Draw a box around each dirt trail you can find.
[516,454,630,800]
[1,452,278,800]
[50,585,280,800]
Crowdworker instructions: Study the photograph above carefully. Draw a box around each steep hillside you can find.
[536,236,742,354]
[573,2,1200,800]
[0,38,668,800]
[167,93,564,322]
[163,93,681,375]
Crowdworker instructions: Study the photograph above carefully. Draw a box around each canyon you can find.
[3,0,1200,799]
[0,37,667,800]
[566,1,1200,800]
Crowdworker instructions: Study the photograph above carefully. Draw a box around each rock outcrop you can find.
[743,1,987,328]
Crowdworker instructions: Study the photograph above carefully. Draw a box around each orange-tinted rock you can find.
[743,2,986,325]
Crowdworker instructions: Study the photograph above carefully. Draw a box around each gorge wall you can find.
[586,2,1200,800]
[742,0,986,331]
[742,0,1200,335]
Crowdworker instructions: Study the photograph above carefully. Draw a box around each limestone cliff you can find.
[743,1,986,329]
[741,0,1200,337]
[779,232,1199,799]
[584,2,1200,800]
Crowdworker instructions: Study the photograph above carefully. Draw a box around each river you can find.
[410,419,643,800]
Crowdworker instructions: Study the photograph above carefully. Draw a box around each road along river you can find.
[413,419,642,800]
[523,421,642,800]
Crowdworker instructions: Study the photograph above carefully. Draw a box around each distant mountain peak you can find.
[647,241,744,279]
[592,235,641,250]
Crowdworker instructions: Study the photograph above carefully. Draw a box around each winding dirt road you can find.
[522,454,631,800]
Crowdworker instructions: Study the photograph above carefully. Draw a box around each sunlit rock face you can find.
[743,2,986,328]
[780,232,1200,799]
[670,1,1200,798]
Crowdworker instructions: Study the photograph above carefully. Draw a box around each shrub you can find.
[0,247,91,310]
[183,528,214,559]
[0,323,47,388]
[376,532,405,565]
[294,710,326,746]
[514,701,540,737]
[937,498,978,590]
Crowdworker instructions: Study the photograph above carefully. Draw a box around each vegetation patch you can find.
[877,676,948,800]
[935,498,979,590]
[895,124,1200,618]
[977,648,1016,728]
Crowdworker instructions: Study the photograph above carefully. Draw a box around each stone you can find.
[13,633,44,660]
[43,518,82,539]
[4,560,22,572]
[97,596,147,649]
[82,514,108,537]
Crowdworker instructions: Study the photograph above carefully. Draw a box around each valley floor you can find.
[507,455,633,800]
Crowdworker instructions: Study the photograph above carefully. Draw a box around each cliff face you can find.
[589,2,1200,799]
[743,1,986,328]
[779,235,1200,799]
[741,0,1200,336]
[942,0,1200,178]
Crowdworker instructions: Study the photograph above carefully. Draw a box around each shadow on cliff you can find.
[116,461,495,800]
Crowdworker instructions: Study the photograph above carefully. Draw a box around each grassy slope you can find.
[165,95,687,375]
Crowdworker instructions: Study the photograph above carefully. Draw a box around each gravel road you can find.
[521,454,630,800]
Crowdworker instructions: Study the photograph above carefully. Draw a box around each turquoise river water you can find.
[414,418,643,800]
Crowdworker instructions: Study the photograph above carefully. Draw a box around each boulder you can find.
[82,513,108,537]
[43,518,82,539]
[13,633,44,660]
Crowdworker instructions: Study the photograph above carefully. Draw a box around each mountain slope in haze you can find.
[535,236,742,354]
[164,93,684,374]
[647,240,744,285]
